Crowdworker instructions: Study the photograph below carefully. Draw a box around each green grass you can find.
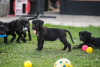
[0,24,100,67]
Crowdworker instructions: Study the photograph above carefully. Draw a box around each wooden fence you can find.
[0,1,9,17]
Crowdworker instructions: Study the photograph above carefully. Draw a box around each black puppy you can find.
[0,20,23,44]
[16,12,39,43]
[0,25,9,35]
[32,20,74,52]
[73,31,100,49]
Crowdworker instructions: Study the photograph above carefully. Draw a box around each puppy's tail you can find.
[64,30,74,44]
[28,12,39,20]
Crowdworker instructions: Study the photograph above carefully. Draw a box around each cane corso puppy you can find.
[0,20,23,44]
[73,31,100,49]
[0,25,9,35]
[16,12,39,43]
[32,20,74,52]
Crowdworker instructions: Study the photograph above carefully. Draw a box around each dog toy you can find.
[22,27,28,32]
[33,30,36,34]
[0,34,7,38]
[63,63,72,67]
[54,58,72,67]
[82,45,88,51]
[86,47,93,53]
[82,45,93,53]
[24,60,32,67]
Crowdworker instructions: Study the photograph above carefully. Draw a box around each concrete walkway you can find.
[0,12,100,27]
[41,12,100,27]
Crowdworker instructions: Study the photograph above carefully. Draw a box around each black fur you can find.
[0,20,23,43]
[0,25,9,35]
[73,31,100,49]
[32,20,74,52]
[15,17,31,43]
[16,12,39,43]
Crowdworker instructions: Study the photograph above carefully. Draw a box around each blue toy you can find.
[0,34,7,38]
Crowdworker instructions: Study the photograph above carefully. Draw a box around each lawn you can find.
[0,24,100,67]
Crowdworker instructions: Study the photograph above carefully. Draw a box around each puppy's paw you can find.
[16,40,20,43]
[61,48,66,50]
[23,40,26,43]
[72,47,76,49]
[4,42,7,44]
[35,48,42,51]
[29,39,32,41]
[72,45,79,49]
[67,50,71,52]
[23,39,26,43]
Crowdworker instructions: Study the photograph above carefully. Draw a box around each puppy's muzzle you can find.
[22,27,28,32]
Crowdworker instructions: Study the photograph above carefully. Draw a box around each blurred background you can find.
[0,0,100,27]
[0,0,100,17]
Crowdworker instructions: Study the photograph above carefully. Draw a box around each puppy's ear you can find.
[87,32,91,39]
[39,20,44,27]
[79,31,82,36]
[79,32,81,35]
[87,32,91,36]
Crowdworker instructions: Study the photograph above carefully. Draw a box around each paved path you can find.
[0,13,100,27]
[41,13,100,27]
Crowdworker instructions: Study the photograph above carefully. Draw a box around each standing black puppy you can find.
[16,12,39,43]
[73,31,100,49]
[32,20,74,52]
